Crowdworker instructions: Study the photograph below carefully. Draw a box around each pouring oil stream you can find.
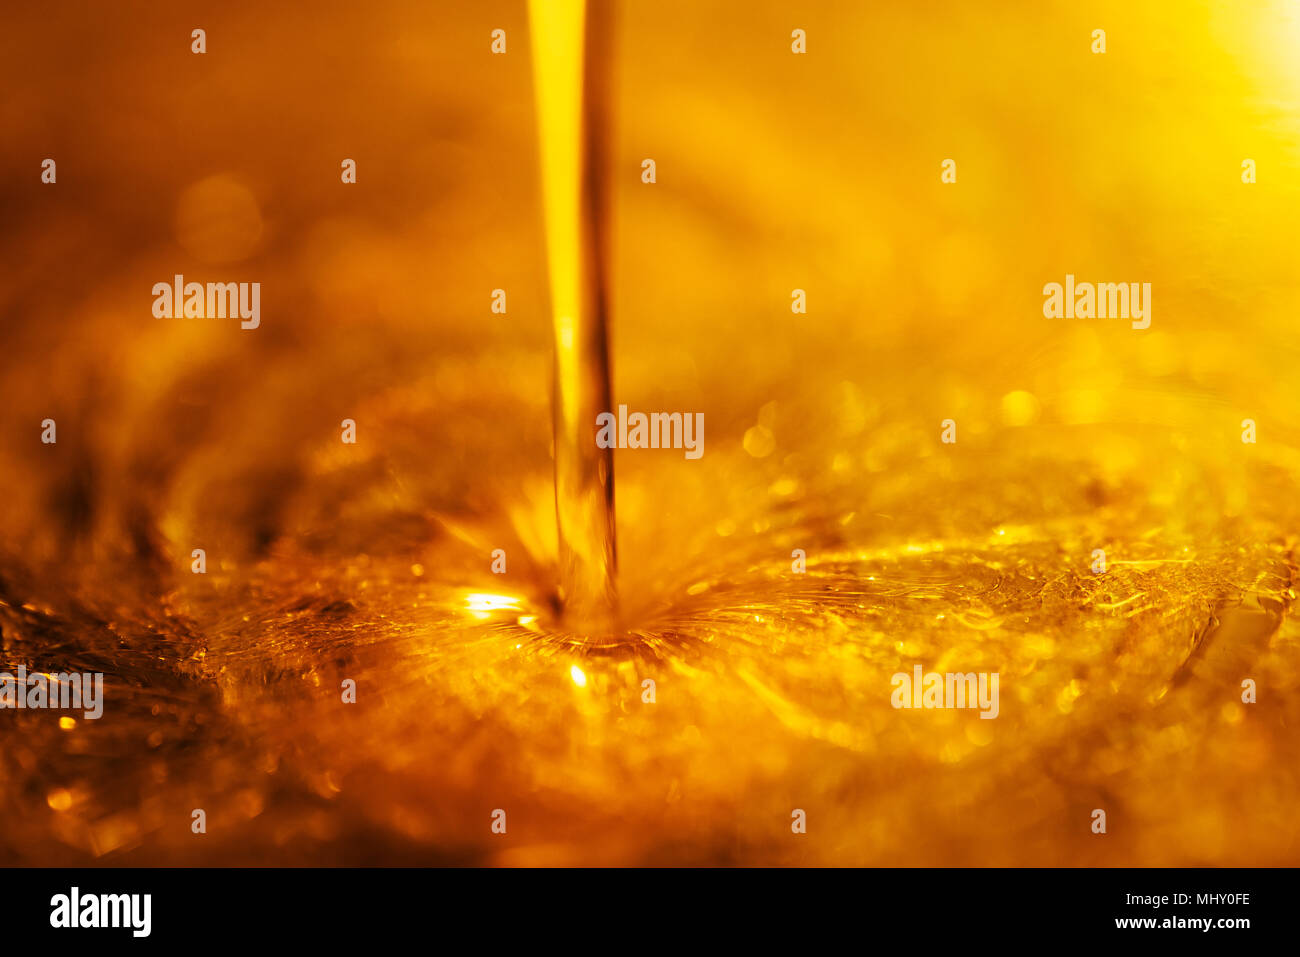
[528,0,619,631]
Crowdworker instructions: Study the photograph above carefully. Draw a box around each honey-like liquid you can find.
[529,0,619,632]
[1,0,1298,868]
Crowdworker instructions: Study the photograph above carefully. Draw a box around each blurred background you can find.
[1,0,1299,865]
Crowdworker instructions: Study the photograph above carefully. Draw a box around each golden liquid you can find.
[1,0,1299,868]
[529,0,619,632]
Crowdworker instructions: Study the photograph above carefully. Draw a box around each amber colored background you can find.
[1,0,1299,864]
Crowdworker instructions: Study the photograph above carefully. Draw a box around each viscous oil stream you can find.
[528,0,619,631]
